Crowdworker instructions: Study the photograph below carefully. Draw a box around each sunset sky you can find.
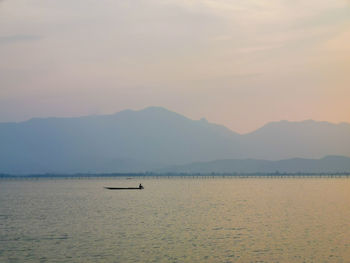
[1,0,349,133]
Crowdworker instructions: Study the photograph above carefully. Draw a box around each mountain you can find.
[240,120,350,160]
[0,107,349,174]
[0,107,240,174]
[159,156,350,174]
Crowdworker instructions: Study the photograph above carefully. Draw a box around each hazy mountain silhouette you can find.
[160,155,350,173]
[0,107,349,174]
[241,120,350,160]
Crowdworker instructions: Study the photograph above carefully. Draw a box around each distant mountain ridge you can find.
[159,155,350,174]
[0,107,349,174]
[240,120,350,160]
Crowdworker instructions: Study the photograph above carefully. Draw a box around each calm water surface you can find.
[1,178,350,262]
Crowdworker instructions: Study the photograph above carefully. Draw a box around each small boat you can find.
[104,184,144,190]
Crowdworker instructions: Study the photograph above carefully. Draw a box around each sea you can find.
[1,177,350,262]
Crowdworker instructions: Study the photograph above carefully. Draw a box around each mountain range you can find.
[160,155,350,174]
[0,106,349,174]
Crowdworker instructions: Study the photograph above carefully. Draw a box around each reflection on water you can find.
[1,178,350,262]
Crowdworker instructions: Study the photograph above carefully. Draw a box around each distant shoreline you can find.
[1,172,350,179]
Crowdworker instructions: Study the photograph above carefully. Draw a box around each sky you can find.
[0,0,349,133]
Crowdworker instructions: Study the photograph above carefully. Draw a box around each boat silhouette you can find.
[104,184,144,190]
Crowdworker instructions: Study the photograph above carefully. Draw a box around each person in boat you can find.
[139,183,143,189]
